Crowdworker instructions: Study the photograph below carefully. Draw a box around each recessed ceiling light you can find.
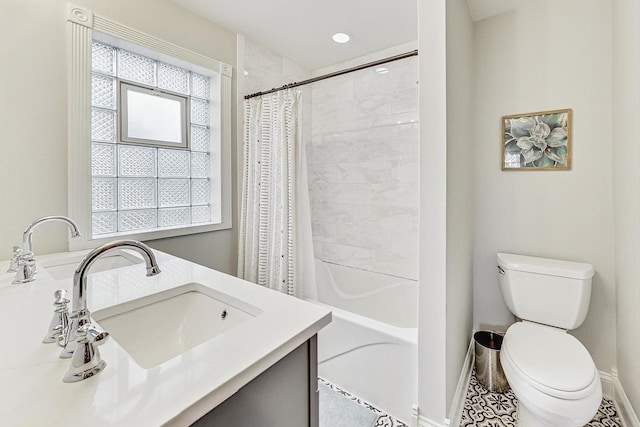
[375,67,389,74]
[332,32,351,43]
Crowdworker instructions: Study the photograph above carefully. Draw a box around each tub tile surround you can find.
[309,56,420,280]
[460,372,621,427]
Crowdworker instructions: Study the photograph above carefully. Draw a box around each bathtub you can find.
[312,259,418,424]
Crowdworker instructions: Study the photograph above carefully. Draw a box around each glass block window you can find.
[90,40,214,237]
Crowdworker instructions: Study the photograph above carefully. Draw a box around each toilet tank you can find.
[497,253,594,330]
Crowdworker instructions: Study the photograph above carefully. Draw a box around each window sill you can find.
[68,220,232,251]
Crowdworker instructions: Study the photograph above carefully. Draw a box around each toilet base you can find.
[517,403,555,427]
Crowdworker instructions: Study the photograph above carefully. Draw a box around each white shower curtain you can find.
[238,89,316,298]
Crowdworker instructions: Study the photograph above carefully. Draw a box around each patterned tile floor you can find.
[461,371,621,426]
[319,378,408,427]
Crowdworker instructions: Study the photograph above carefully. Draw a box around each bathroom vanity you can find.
[0,249,331,426]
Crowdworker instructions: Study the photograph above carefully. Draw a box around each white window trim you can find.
[67,3,233,251]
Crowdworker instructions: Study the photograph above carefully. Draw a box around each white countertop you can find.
[0,249,331,426]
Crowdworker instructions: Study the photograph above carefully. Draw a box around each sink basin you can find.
[92,283,262,368]
[41,250,143,280]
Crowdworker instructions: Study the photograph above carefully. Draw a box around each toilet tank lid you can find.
[497,253,594,279]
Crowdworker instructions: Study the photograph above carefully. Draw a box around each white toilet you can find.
[497,253,602,427]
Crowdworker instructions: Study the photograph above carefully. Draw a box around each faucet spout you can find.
[71,240,161,313]
[60,240,161,360]
[22,216,81,253]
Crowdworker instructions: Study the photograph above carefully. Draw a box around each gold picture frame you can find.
[502,108,572,170]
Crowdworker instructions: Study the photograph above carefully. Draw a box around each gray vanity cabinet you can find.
[192,336,319,427]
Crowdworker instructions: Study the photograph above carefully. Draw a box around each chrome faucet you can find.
[61,240,161,382]
[8,216,81,284]
[22,216,82,255]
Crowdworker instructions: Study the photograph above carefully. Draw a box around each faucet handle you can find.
[43,289,70,345]
[85,324,109,345]
[63,322,108,383]
[53,289,70,306]
[6,246,23,273]
[11,252,37,284]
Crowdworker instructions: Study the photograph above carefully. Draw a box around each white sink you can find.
[41,250,143,280]
[92,283,262,368]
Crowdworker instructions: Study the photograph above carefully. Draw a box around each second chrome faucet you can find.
[8,216,81,284]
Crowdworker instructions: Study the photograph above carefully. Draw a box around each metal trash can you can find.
[474,331,509,393]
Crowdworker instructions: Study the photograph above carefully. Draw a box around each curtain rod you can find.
[244,49,418,100]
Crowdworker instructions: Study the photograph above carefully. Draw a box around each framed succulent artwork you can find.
[502,109,572,170]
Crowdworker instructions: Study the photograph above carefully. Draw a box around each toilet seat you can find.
[501,321,598,400]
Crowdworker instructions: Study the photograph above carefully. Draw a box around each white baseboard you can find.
[612,369,640,427]
[447,338,475,427]
[600,370,613,400]
[417,415,445,427]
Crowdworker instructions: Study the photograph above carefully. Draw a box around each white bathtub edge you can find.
[304,297,418,345]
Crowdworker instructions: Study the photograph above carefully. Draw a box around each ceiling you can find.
[171,0,418,70]
[171,0,531,71]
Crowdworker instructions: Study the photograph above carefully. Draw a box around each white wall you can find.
[418,0,448,422]
[612,0,640,419]
[445,0,475,414]
[0,0,238,274]
[473,0,616,372]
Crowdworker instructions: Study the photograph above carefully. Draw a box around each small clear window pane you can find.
[120,83,187,148]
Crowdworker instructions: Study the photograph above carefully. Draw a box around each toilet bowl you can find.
[496,253,602,426]
[500,322,602,427]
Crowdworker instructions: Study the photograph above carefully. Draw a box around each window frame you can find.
[67,4,233,250]
[119,81,189,149]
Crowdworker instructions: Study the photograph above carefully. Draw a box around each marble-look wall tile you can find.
[311,222,337,243]
[371,182,419,208]
[391,87,419,114]
[336,161,393,184]
[334,223,393,251]
[308,54,419,280]
[311,203,361,224]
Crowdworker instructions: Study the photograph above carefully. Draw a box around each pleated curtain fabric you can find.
[238,89,316,298]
